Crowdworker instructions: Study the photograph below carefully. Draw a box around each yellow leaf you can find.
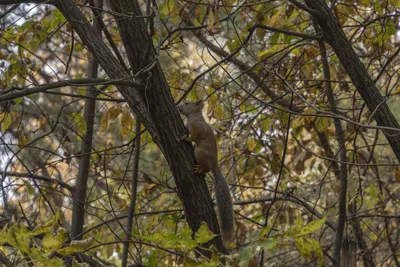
[57,236,94,255]
[247,137,256,151]
[18,135,28,148]
[303,107,316,123]
[214,104,224,119]
[296,216,326,237]
[207,9,215,31]
[119,109,134,138]
[99,111,109,133]
[42,228,67,252]
[271,7,286,27]
[70,113,87,137]
[39,117,47,131]
[295,237,324,266]
[194,222,216,244]
[221,0,233,13]
[108,105,122,121]
[0,112,11,132]
[213,6,222,33]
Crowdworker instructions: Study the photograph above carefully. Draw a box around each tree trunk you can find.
[54,0,227,254]
[304,0,400,161]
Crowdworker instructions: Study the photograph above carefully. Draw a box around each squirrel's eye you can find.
[184,103,188,105]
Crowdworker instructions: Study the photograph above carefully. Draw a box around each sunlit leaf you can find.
[42,228,67,252]
[296,216,326,237]
[57,236,95,255]
[195,222,216,244]
[119,109,134,138]
[0,112,12,132]
[295,237,324,266]
[99,111,109,132]
[207,9,215,32]
[69,112,87,138]
[247,137,256,151]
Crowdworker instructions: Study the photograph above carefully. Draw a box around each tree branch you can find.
[0,78,143,102]
[71,3,101,238]
[251,24,322,40]
[315,23,347,267]
[122,120,141,267]
[1,171,74,192]
[52,0,159,141]
[0,0,46,4]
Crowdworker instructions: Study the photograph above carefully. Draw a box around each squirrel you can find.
[178,100,234,247]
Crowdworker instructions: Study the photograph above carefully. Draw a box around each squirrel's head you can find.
[178,100,204,116]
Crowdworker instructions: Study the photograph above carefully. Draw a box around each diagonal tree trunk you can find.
[302,0,400,161]
[53,0,227,254]
[108,0,227,253]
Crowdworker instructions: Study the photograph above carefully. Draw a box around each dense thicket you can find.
[0,0,400,266]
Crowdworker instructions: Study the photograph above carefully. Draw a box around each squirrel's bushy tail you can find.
[212,167,234,247]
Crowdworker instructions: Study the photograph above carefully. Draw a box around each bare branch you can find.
[0,78,143,102]
[316,24,347,266]
[250,24,323,40]
[0,171,74,192]
[0,0,47,4]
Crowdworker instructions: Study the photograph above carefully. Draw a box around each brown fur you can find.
[178,100,234,247]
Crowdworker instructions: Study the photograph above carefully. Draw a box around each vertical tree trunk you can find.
[71,37,100,238]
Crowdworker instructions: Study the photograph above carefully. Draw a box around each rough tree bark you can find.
[302,0,400,161]
[109,0,227,253]
[52,0,227,254]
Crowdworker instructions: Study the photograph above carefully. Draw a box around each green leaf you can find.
[147,249,159,267]
[7,222,31,253]
[259,224,272,238]
[195,222,216,244]
[23,180,35,195]
[30,211,60,236]
[42,228,67,252]
[260,117,272,132]
[69,112,87,138]
[295,237,324,266]
[29,247,64,266]
[14,97,23,104]
[57,236,95,255]
[296,216,326,237]
[0,225,7,244]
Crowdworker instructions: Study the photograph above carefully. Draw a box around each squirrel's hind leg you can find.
[194,147,211,173]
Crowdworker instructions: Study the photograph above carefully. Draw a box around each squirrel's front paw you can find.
[194,165,204,174]
[180,135,189,142]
